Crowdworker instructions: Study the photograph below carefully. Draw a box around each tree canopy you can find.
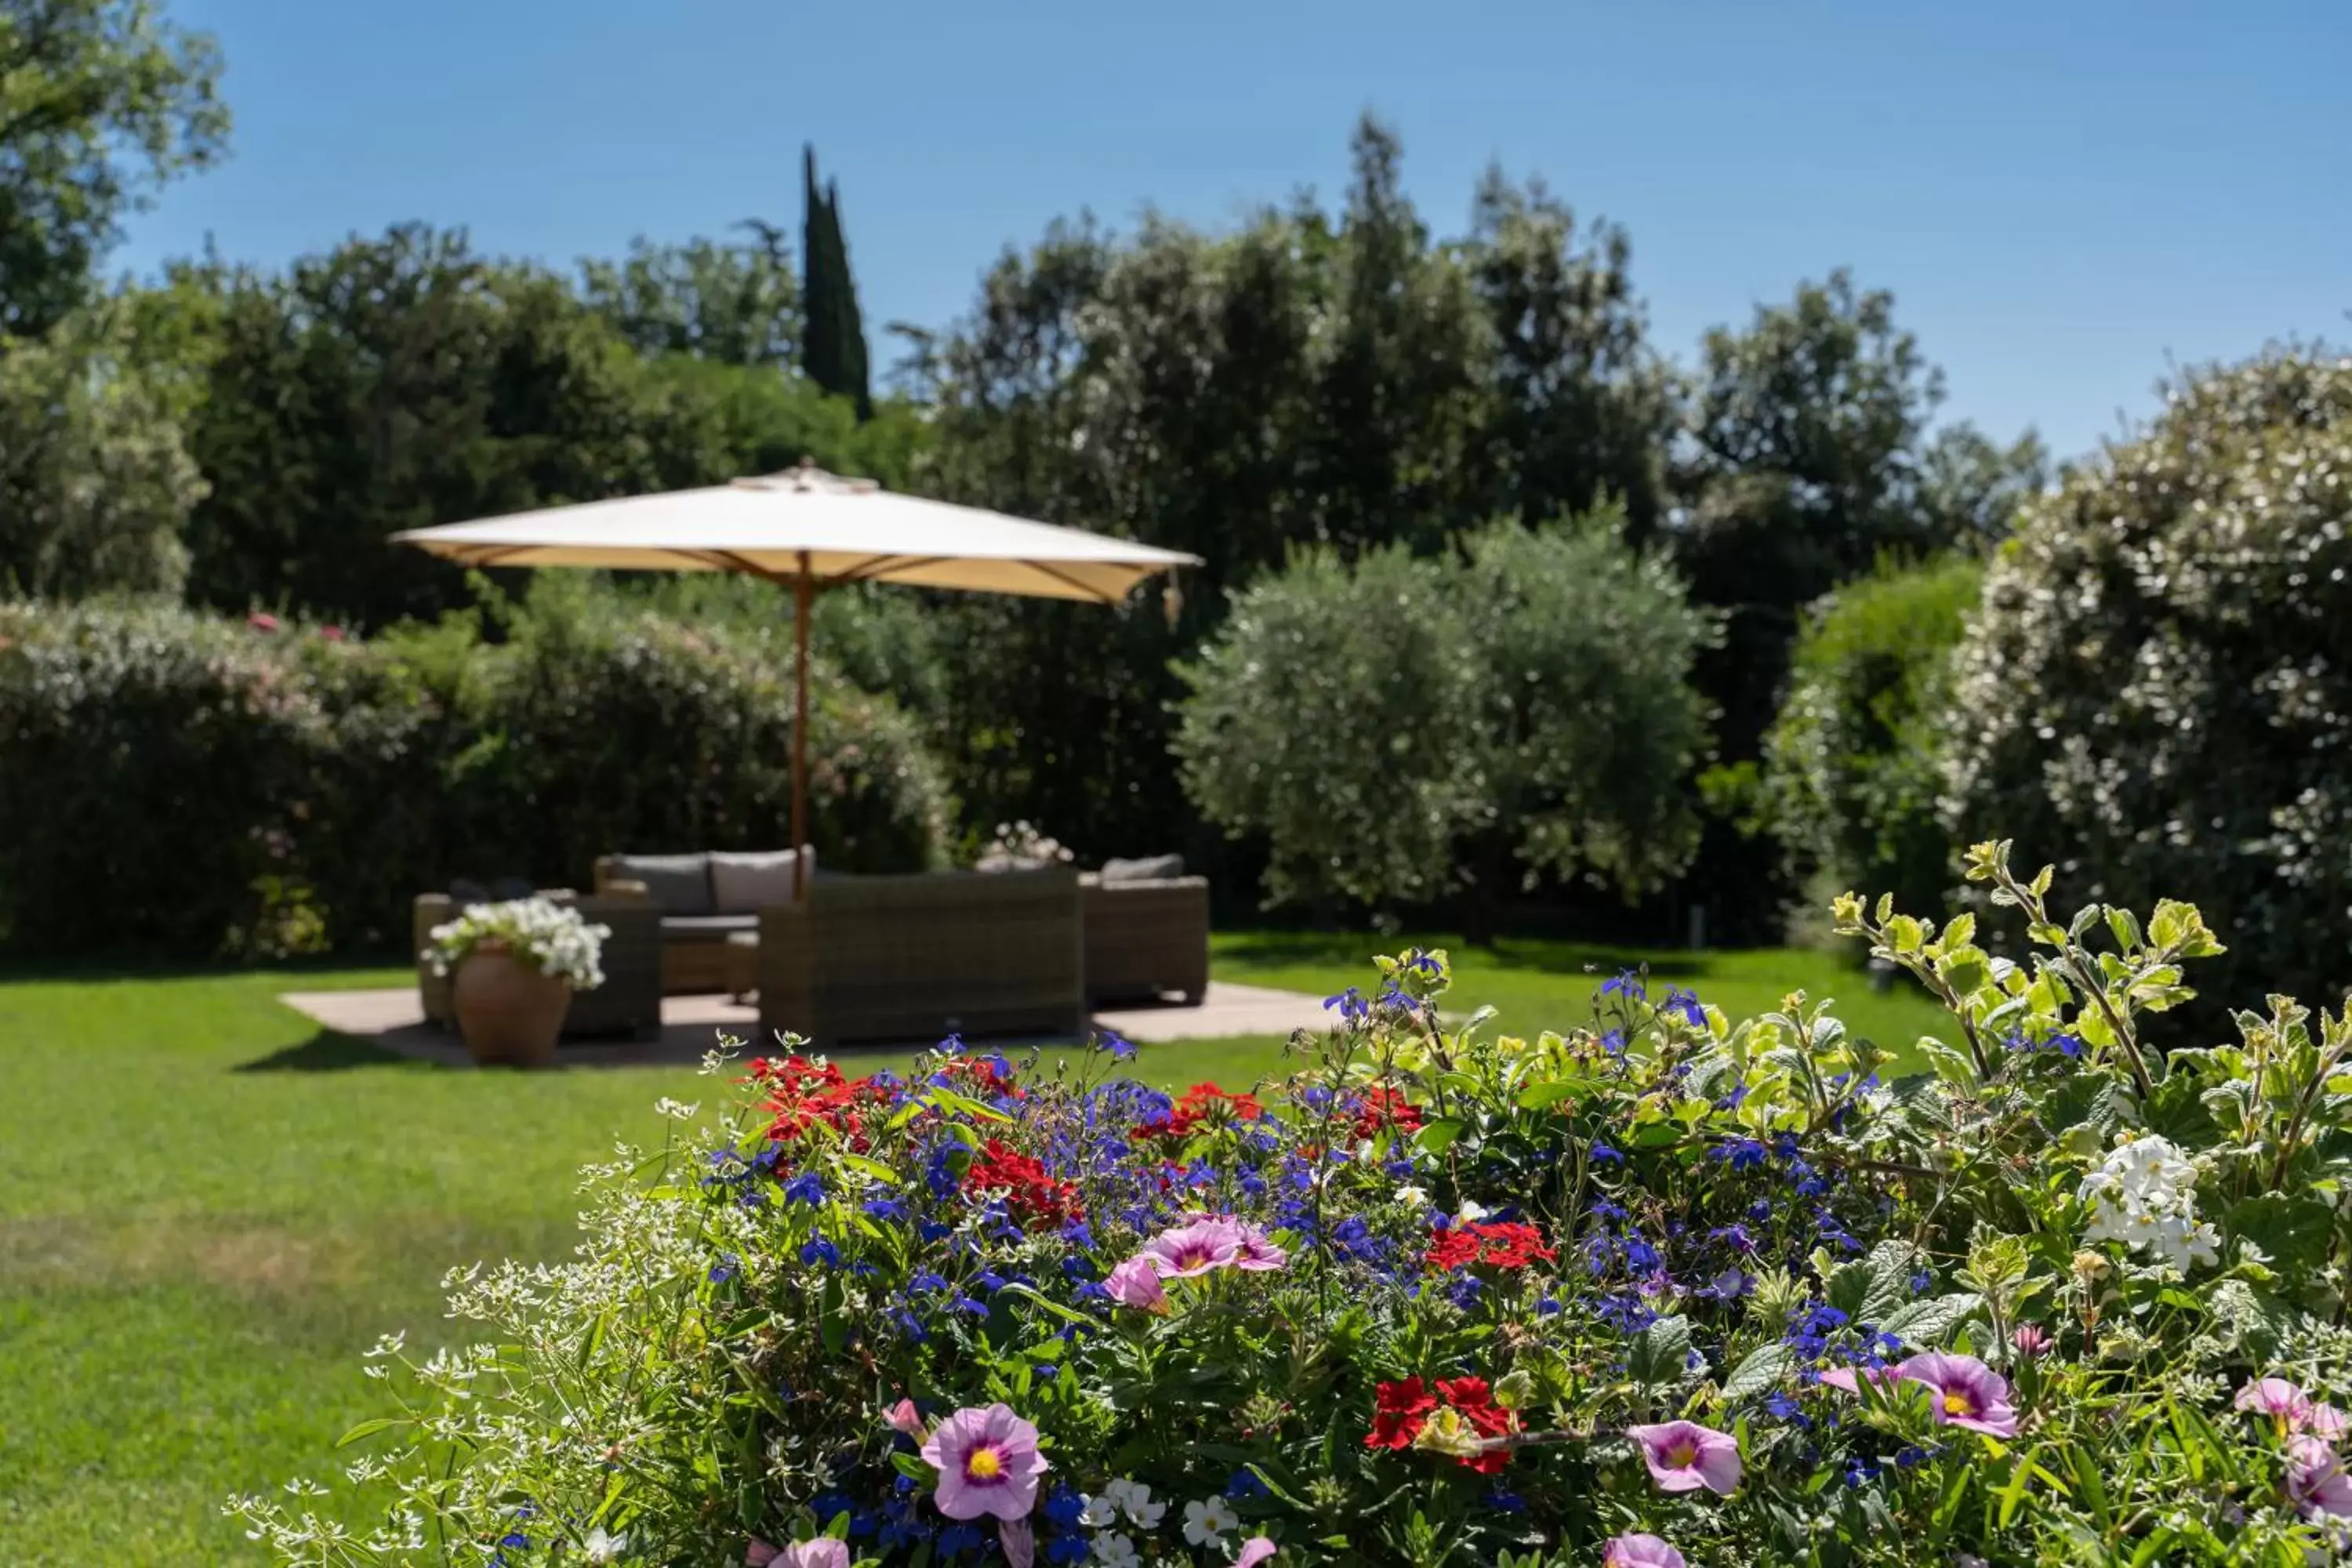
[0,0,227,335]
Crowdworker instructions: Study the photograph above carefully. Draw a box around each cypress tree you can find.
[800,145,873,421]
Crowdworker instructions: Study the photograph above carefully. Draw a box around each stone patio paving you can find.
[278,982,1332,1068]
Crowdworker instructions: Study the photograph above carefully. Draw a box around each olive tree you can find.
[1175,514,1713,932]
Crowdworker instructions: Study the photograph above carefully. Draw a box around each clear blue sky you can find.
[115,0,2350,463]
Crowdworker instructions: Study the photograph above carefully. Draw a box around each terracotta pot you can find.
[451,942,572,1068]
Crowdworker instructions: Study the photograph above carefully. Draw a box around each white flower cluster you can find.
[2078,1134,2220,1273]
[426,897,608,991]
[1076,1478,1248,1566]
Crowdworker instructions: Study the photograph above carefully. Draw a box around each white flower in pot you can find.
[424,897,608,1067]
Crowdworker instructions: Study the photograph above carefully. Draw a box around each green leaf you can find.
[1720,1342,1796,1403]
[1412,1118,1466,1154]
[1627,1314,1693,1388]
[1881,1293,1985,1348]
[1517,1081,1579,1111]
[335,1417,405,1448]
[2226,1193,2336,1277]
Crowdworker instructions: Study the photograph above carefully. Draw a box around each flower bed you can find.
[231,842,2352,1566]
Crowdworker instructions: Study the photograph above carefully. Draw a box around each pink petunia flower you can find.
[2285,1436,2352,1521]
[920,1403,1051,1520]
[1105,1254,1172,1312]
[1896,1352,2020,1438]
[1142,1218,1247,1277]
[1603,1533,1687,1568]
[998,1517,1036,1568]
[2238,1377,2314,1426]
[1228,1221,1289,1272]
[745,1541,779,1567]
[780,1543,850,1568]
[1817,1364,1903,1395]
[884,1397,931,1442]
[1624,1421,1743,1494]
[2235,1377,2349,1439]
[2012,1325,2052,1359]
[1234,1537,1279,1568]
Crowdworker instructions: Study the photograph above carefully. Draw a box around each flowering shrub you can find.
[426,898,608,992]
[234,840,2352,1566]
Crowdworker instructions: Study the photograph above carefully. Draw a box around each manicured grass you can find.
[0,941,1944,1562]
[1213,931,1950,1065]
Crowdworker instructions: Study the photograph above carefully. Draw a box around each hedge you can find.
[0,593,953,958]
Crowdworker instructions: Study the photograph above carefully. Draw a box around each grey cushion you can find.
[1101,854,1185,884]
[710,847,811,913]
[609,852,714,916]
[661,913,759,942]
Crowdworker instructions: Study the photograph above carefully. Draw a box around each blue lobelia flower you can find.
[781,1170,826,1206]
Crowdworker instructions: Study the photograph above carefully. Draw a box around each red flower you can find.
[247,612,280,633]
[1424,1220,1558,1274]
[1367,1377,1436,1450]
[964,1140,1083,1228]
[1434,1377,1515,1473]
[1425,1229,1485,1271]
[750,1054,873,1142]
[1131,1081,1263,1142]
[1350,1085,1422,1141]
[1365,1375,1515,1472]
[319,624,347,643]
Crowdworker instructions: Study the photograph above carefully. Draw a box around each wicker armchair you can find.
[757,868,1085,1048]
[1080,873,1210,1005]
[413,891,663,1039]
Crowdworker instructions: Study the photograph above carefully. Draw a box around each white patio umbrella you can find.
[393,461,1200,896]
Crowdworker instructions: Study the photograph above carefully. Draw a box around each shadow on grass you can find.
[0,953,396,986]
[233,1029,431,1073]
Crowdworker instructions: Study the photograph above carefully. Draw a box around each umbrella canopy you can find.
[392,463,1200,898]
[392,462,1197,604]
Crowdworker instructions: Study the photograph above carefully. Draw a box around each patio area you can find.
[279,979,1334,1068]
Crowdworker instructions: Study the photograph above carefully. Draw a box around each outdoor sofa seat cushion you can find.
[710,847,812,913]
[661,913,759,942]
[1100,854,1185,884]
[605,852,716,916]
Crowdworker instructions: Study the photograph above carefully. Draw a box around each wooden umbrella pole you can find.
[792,557,813,902]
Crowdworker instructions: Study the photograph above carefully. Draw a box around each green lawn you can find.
[0,938,1944,1563]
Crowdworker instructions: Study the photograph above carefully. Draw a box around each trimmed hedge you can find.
[0,594,952,958]
[1762,554,1980,935]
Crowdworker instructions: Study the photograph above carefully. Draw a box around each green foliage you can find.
[1175,515,1711,921]
[919,118,1671,858]
[1942,347,2352,1017]
[0,0,228,335]
[0,593,951,957]
[800,144,872,420]
[167,224,893,630]
[0,291,206,597]
[1763,555,1981,935]
[233,853,2352,1566]
[577,232,800,367]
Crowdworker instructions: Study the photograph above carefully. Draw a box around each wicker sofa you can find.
[1081,872,1210,1005]
[412,891,662,1039]
[757,867,1086,1048]
[593,848,811,994]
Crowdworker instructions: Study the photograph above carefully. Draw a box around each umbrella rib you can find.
[1023,560,1124,604]
[834,554,946,585]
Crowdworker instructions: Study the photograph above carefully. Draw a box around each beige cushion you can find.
[710,847,813,913]
[608,852,714,916]
[1102,854,1185,884]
